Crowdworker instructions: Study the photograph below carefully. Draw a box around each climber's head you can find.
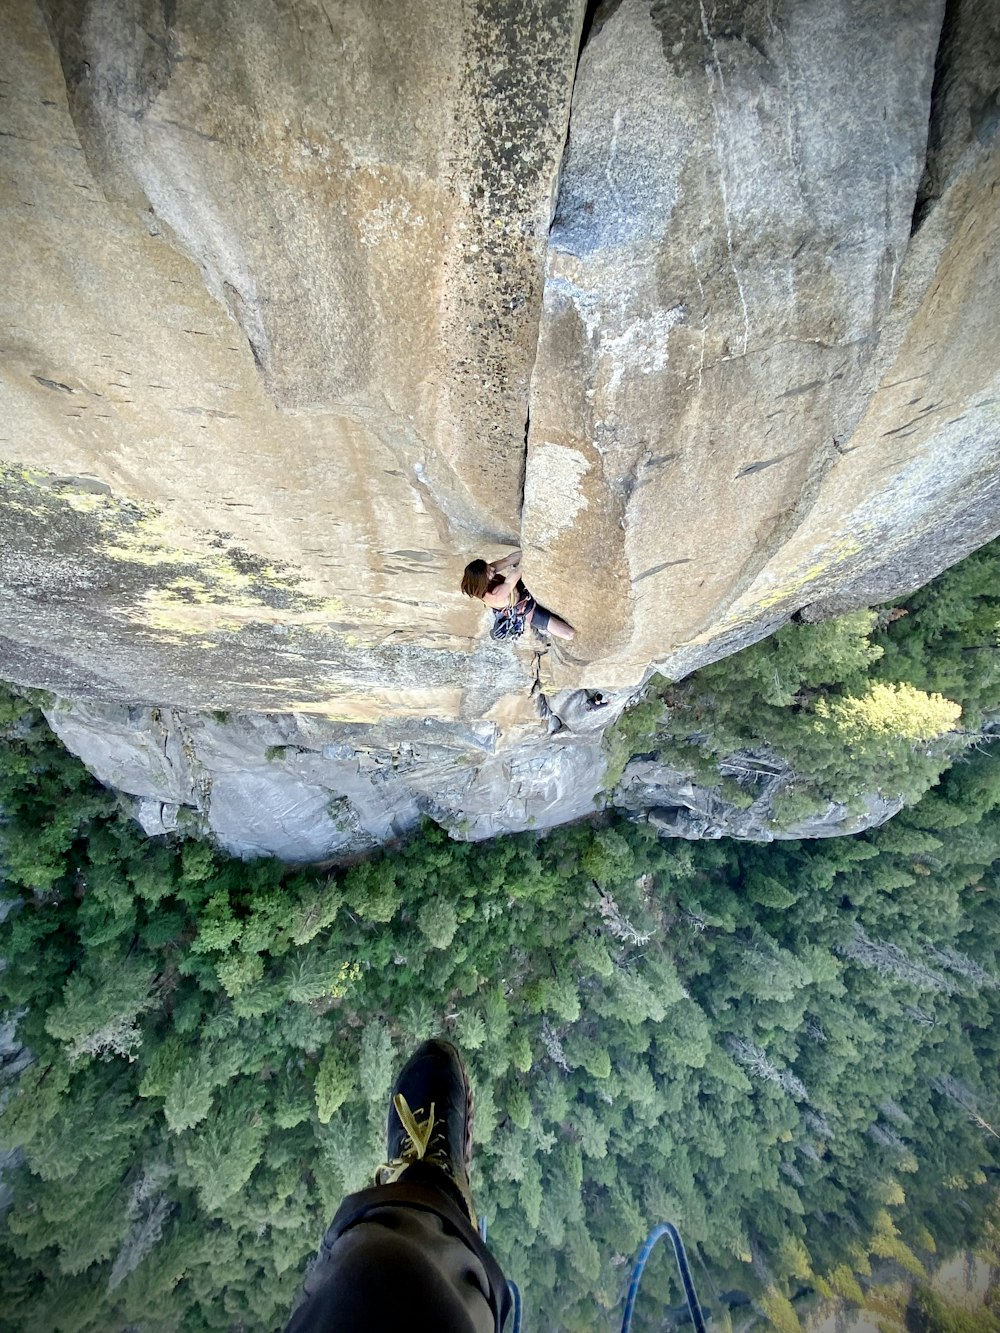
[461,559,490,599]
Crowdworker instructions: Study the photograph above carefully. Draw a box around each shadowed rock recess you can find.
[2,0,998,857]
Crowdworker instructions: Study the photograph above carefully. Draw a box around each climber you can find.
[461,550,575,642]
[285,1039,511,1333]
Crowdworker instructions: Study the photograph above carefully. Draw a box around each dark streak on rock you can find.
[388,550,439,564]
[882,418,929,438]
[634,557,693,583]
[171,406,239,419]
[33,374,74,393]
[143,115,223,144]
[222,281,268,375]
[578,0,623,60]
[912,0,961,232]
[779,377,826,399]
[736,454,792,478]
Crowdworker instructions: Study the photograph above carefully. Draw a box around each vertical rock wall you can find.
[39,0,589,537]
[1,0,585,719]
[525,0,1000,688]
[2,0,1000,855]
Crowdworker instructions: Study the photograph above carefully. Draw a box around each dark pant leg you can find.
[528,602,552,633]
[285,1170,511,1333]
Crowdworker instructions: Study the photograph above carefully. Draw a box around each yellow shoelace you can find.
[377,1094,438,1184]
[375,1092,478,1226]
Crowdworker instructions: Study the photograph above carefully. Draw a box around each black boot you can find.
[375,1039,476,1225]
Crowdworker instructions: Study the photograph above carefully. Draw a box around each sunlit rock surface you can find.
[2,0,586,726]
[3,0,1000,850]
[526,0,1000,690]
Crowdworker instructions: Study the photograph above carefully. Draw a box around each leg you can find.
[528,604,575,641]
[285,1042,511,1333]
[287,1188,499,1333]
[545,614,575,641]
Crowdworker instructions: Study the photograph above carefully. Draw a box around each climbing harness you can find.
[490,585,534,642]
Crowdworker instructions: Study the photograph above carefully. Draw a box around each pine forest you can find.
[1,541,999,1333]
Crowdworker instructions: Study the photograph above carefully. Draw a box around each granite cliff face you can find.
[2,0,999,855]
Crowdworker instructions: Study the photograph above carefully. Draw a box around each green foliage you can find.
[161,1062,217,1134]
[453,1008,487,1050]
[44,952,157,1062]
[602,684,668,788]
[343,859,402,922]
[358,1020,394,1114]
[176,1091,268,1212]
[913,1285,1000,1333]
[214,948,265,998]
[0,541,999,1333]
[417,897,459,949]
[816,681,961,746]
[315,1043,355,1124]
[606,540,1000,820]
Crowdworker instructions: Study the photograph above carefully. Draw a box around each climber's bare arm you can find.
[481,551,522,605]
[489,549,522,576]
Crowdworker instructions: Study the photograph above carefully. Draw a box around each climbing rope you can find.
[481,1214,526,1333]
[507,1277,523,1333]
[486,1219,706,1333]
[620,1223,707,1333]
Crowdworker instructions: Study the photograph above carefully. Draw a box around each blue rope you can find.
[507,1278,523,1333]
[482,1213,523,1333]
[620,1223,707,1333]
[487,1216,703,1333]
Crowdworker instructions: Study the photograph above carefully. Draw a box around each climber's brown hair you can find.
[461,559,490,599]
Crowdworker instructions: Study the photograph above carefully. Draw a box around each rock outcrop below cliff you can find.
[41,698,606,857]
[41,697,905,860]
[2,0,999,847]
